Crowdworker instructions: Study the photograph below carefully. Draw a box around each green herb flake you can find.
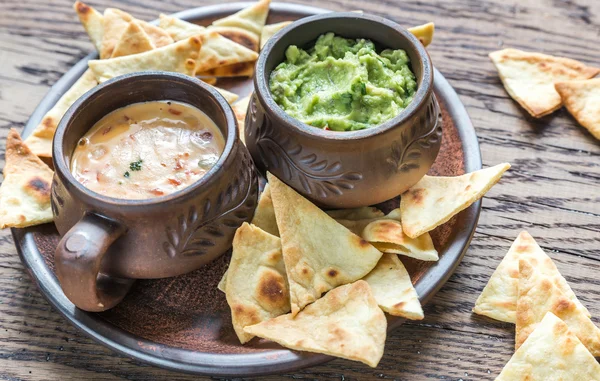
[124,171,130,178]
[129,159,143,171]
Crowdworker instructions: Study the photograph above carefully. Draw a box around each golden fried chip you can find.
[401,163,510,238]
[407,22,434,47]
[74,1,104,53]
[489,49,600,117]
[267,173,382,316]
[555,79,600,140]
[516,258,600,356]
[212,0,271,36]
[363,254,423,319]
[195,31,258,74]
[0,130,54,228]
[110,21,155,58]
[244,280,386,367]
[212,86,239,104]
[364,218,438,261]
[497,312,600,381]
[158,14,206,41]
[101,8,134,59]
[473,231,589,323]
[225,223,289,344]
[260,21,292,49]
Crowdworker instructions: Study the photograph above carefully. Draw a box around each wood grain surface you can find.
[1,0,599,379]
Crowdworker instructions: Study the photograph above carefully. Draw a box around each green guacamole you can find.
[269,33,417,131]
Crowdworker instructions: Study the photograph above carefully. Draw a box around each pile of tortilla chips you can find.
[473,231,600,378]
[489,48,600,140]
[221,164,509,367]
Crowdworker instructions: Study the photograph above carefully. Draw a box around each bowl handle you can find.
[55,212,133,312]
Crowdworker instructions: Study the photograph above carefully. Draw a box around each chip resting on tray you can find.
[212,0,270,36]
[400,163,510,238]
[268,172,382,316]
[0,130,54,229]
[244,280,387,367]
[473,231,589,323]
[496,312,600,380]
[489,48,599,118]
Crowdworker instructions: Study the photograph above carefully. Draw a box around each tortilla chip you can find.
[211,86,239,104]
[0,130,54,229]
[407,22,434,47]
[232,95,251,144]
[516,258,600,356]
[101,8,134,59]
[260,21,292,49]
[208,25,260,52]
[110,21,155,58]
[217,269,228,292]
[88,36,201,83]
[497,312,600,381]
[473,231,589,323]
[326,207,384,220]
[158,14,206,41]
[225,223,289,344]
[136,20,173,48]
[489,49,600,117]
[198,63,255,78]
[25,69,97,158]
[212,0,270,36]
[401,163,511,238]
[363,254,423,320]
[244,280,386,367]
[74,1,104,53]
[267,172,382,316]
[194,31,258,74]
[248,183,278,236]
[364,219,439,261]
[200,77,217,86]
[555,79,600,140]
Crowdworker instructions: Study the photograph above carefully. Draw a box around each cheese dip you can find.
[71,101,225,200]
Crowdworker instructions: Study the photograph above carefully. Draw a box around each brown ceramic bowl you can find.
[51,72,258,312]
[245,12,442,208]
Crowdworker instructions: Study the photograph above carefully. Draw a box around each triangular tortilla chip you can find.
[473,231,589,323]
[516,258,600,356]
[0,129,54,229]
[232,95,251,144]
[489,49,600,118]
[250,183,278,236]
[200,77,217,86]
[497,312,600,381]
[195,31,258,74]
[158,14,206,41]
[110,21,155,58]
[401,163,510,238]
[88,36,201,83]
[225,223,289,344]
[198,62,255,78]
[74,1,104,53]
[208,25,260,52]
[260,21,292,49]
[212,0,271,36]
[267,172,382,316]
[326,207,384,221]
[555,79,600,140]
[363,254,423,320]
[217,269,228,292]
[101,8,134,59]
[24,69,97,158]
[244,280,386,367]
[212,86,239,104]
[364,219,439,261]
[136,20,173,48]
[407,22,434,47]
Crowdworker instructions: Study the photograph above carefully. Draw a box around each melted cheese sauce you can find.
[71,101,225,200]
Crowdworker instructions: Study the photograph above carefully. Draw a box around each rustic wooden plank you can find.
[1,0,599,379]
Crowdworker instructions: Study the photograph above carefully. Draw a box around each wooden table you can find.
[1,0,599,379]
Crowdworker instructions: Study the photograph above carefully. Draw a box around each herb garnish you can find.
[129,159,143,171]
[124,171,130,178]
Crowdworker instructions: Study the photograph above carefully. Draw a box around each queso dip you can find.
[71,101,225,200]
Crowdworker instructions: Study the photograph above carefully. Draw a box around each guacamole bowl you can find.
[245,12,442,208]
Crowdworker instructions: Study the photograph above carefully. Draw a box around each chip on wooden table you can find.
[244,280,386,367]
[267,172,382,316]
[260,21,292,49]
[0,130,54,229]
[496,312,600,381]
[225,223,289,344]
[24,69,97,158]
[362,253,423,320]
[400,163,510,238]
[516,258,600,356]
[489,48,600,118]
[473,231,589,323]
[555,78,600,141]
[212,0,271,36]
[88,36,201,82]
[407,22,434,47]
